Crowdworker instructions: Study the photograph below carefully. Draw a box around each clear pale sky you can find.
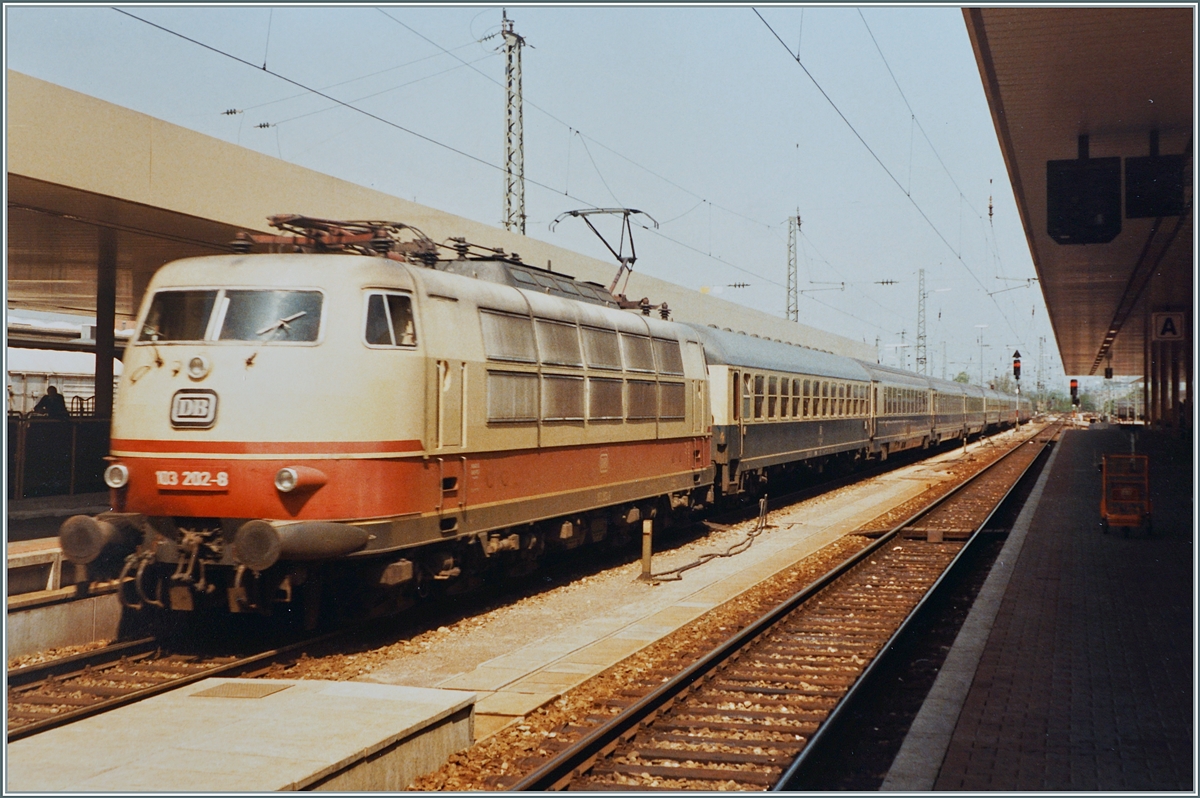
[5,4,1075,389]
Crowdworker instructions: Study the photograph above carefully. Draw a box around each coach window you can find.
[743,374,753,419]
[480,310,536,362]
[754,375,765,420]
[837,383,845,416]
[364,292,416,348]
[731,371,741,421]
[780,377,790,418]
[801,380,810,417]
[768,376,778,418]
[792,379,801,417]
[821,381,830,417]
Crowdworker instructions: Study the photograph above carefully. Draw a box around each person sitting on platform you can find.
[32,386,70,420]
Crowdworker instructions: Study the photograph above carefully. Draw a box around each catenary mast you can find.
[502,11,526,234]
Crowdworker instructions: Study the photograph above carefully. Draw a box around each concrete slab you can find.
[6,591,121,659]
[437,666,530,692]
[474,690,557,717]
[473,713,522,740]
[6,678,475,792]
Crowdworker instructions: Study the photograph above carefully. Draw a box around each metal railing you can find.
[7,413,110,499]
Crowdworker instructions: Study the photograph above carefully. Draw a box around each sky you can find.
[5,3,1086,392]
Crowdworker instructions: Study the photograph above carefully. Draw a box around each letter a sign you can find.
[1152,312,1185,341]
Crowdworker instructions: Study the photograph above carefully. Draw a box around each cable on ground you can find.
[649,496,772,582]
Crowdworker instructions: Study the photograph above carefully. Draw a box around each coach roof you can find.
[684,324,872,382]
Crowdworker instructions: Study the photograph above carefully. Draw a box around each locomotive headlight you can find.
[187,355,211,380]
[274,466,327,493]
[274,468,299,493]
[104,463,129,489]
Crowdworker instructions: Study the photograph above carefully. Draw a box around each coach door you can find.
[869,382,879,439]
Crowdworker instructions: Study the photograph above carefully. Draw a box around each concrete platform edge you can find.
[880,440,1062,791]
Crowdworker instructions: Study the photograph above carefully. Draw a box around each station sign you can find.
[1151,312,1185,341]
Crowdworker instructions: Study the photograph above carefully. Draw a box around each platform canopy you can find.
[964,7,1193,377]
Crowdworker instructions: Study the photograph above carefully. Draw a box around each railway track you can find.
[508,422,1059,791]
[5,627,352,742]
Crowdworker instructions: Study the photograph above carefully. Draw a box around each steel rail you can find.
[7,637,159,689]
[770,424,1058,790]
[511,423,1055,791]
[6,626,352,742]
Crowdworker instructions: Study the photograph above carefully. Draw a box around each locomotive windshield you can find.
[138,289,323,343]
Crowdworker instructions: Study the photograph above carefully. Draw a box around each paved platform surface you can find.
[6,491,109,542]
[886,426,1194,791]
[6,678,475,791]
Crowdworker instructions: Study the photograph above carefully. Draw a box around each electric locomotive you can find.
[60,218,713,624]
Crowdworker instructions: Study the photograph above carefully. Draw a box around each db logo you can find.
[170,389,218,428]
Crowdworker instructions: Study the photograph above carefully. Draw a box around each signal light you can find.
[1013,349,1021,380]
[1070,379,1080,406]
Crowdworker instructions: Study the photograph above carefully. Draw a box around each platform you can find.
[883,426,1193,791]
[363,429,1036,741]
[6,678,475,791]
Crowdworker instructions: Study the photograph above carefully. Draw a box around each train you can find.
[59,216,1032,626]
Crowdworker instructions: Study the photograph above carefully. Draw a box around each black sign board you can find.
[1046,157,1122,244]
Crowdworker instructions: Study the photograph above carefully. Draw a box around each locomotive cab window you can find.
[139,288,323,343]
[364,292,416,347]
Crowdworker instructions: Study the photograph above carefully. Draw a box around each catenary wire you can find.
[753,8,1025,348]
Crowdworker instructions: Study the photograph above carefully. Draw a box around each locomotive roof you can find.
[413,264,697,342]
[682,324,873,381]
[145,253,417,291]
[437,258,618,308]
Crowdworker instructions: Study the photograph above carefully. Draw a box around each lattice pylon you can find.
[502,13,525,234]
[787,213,799,322]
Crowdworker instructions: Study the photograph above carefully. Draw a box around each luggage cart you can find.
[1100,453,1152,536]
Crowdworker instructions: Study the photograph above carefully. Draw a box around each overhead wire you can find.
[124,7,945,346]
[373,8,904,334]
[116,8,799,305]
[753,8,1025,348]
[238,40,484,113]
[269,53,498,127]
[376,8,781,233]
